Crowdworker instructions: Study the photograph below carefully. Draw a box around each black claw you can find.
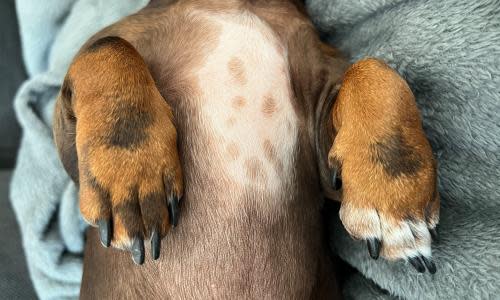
[331,168,342,190]
[331,168,337,188]
[409,256,426,273]
[131,237,145,265]
[97,219,111,248]
[168,196,179,228]
[151,229,161,260]
[429,228,438,241]
[367,238,381,260]
[421,256,437,274]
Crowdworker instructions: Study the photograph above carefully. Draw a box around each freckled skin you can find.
[262,93,277,117]
[232,96,246,109]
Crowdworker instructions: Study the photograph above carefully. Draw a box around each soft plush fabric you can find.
[10,0,500,299]
[306,0,500,298]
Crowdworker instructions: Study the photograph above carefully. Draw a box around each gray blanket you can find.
[10,0,500,299]
[307,0,500,298]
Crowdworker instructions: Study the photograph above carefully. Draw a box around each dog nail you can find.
[421,256,436,274]
[331,168,337,188]
[98,219,111,248]
[331,168,342,190]
[168,196,179,227]
[429,228,438,241]
[151,229,161,260]
[409,256,426,273]
[131,237,145,265]
[367,238,380,260]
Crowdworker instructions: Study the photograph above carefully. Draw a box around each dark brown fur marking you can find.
[86,36,126,53]
[60,78,74,109]
[106,104,153,149]
[81,167,112,217]
[54,79,78,183]
[371,131,423,178]
[112,187,144,238]
[139,191,168,236]
[85,169,110,202]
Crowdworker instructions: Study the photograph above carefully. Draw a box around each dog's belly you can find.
[157,11,329,298]
[192,12,298,210]
[83,8,334,299]
[151,11,328,298]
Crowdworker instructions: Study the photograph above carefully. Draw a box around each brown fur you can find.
[328,58,438,221]
[57,36,183,248]
[52,0,439,298]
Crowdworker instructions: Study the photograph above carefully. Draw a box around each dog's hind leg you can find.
[326,58,439,273]
[53,36,183,265]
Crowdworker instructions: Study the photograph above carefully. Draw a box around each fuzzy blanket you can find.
[307,0,500,298]
[10,0,500,299]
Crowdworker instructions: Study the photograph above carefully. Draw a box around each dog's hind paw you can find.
[339,202,438,273]
[54,36,184,265]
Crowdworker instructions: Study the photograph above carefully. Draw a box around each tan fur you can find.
[60,37,183,248]
[329,58,439,260]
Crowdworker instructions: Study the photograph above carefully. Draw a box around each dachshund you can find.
[53,0,439,298]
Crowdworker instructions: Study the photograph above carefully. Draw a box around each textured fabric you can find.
[11,1,148,299]
[306,0,500,298]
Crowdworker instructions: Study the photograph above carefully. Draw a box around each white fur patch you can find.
[340,203,433,260]
[339,202,381,239]
[195,11,298,194]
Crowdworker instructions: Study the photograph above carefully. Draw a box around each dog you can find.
[53,0,439,298]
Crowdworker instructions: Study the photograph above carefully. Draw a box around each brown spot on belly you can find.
[262,94,277,117]
[263,139,284,174]
[244,157,266,182]
[226,142,240,160]
[228,57,247,85]
[232,96,246,109]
